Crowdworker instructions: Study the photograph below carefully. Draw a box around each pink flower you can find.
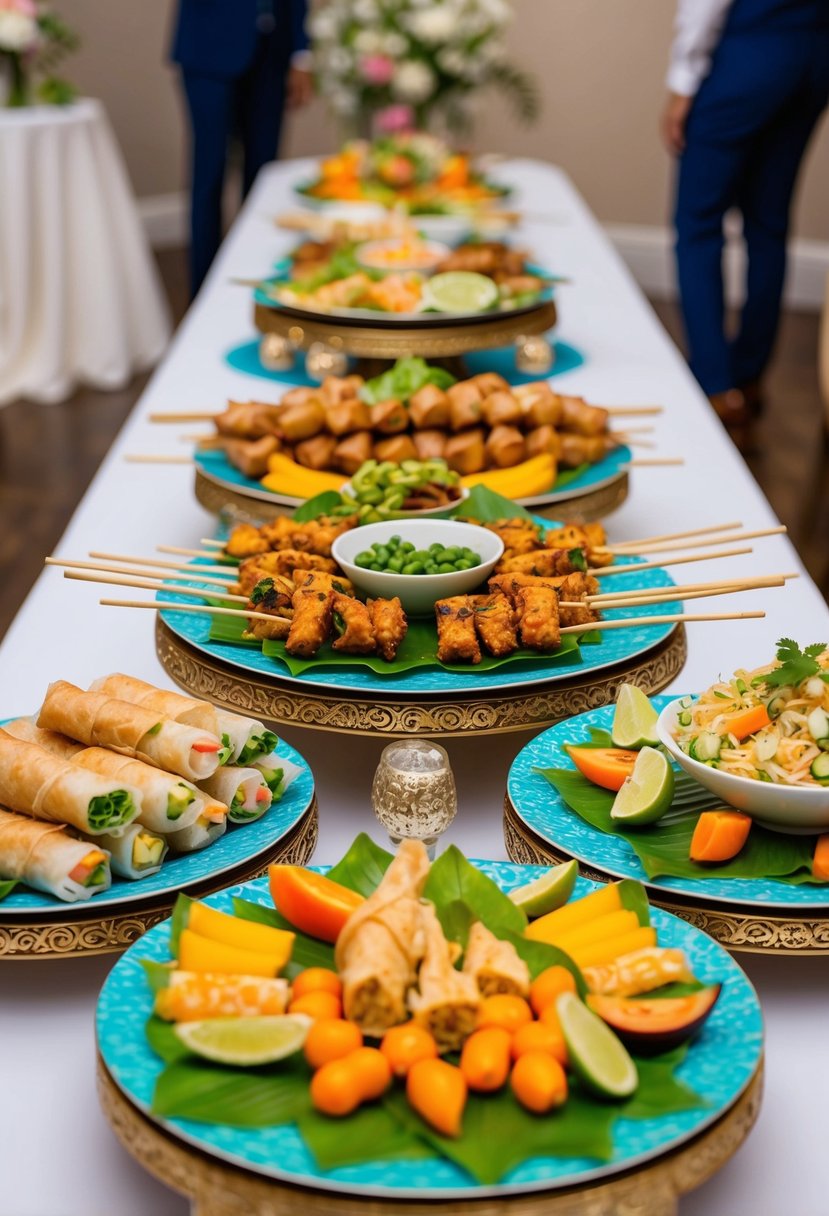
[0,0,37,14]
[373,105,415,135]
[359,54,395,86]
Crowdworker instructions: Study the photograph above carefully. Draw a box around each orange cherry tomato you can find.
[291,968,343,1001]
[380,1023,439,1077]
[511,1020,568,1067]
[289,991,342,1021]
[511,1051,568,1113]
[529,966,578,1016]
[477,994,533,1034]
[303,1019,363,1070]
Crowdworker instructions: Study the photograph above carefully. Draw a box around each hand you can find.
[661,92,692,155]
[287,65,313,109]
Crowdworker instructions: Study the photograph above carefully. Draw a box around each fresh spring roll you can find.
[197,768,272,825]
[0,730,141,835]
[213,710,279,766]
[246,752,304,799]
[0,806,111,901]
[4,723,219,833]
[89,674,219,733]
[86,823,169,880]
[37,682,223,782]
[166,813,228,854]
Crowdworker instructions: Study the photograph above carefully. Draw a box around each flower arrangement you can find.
[310,0,538,136]
[0,0,78,108]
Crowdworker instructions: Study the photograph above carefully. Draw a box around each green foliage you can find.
[762,638,829,689]
[424,846,527,938]
[232,897,336,970]
[293,490,344,521]
[453,483,533,523]
[488,61,541,124]
[0,879,18,900]
[326,832,394,895]
[152,1055,313,1126]
[359,357,456,407]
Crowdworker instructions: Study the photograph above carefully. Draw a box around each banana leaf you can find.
[0,880,18,900]
[152,1055,312,1126]
[423,846,527,938]
[326,832,393,895]
[536,766,822,884]
[452,484,534,523]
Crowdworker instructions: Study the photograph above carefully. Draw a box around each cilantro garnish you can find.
[758,638,829,689]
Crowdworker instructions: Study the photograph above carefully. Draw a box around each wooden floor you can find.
[1,250,826,638]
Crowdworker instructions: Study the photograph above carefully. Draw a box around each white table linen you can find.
[1,158,828,1216]
[0,98,170,406]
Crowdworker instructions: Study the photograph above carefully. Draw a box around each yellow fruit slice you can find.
[551,910,640,954]
[570,927,657,970]
[178,928,285,977]
[525,884,622,943]
[188,901,294,966]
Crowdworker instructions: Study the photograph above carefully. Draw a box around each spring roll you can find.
[462,921,530,997]
[166,813,227,854]
[87,823,168,880]
[0,731,141,835]
[408,903,480,1052]
[2,717,83,759]
[37,682,223,781]
[213,711,279,766]
[0,807,111,902]
[89,674,219,733]
[245,752,304,799]
[198,767,272,825]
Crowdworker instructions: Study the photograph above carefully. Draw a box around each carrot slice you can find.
[723,704,771,741]
[565,746,639,791]
[690,810,752,863]
[812,835,829,881]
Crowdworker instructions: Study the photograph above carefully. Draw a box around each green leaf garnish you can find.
[763,638,828,689]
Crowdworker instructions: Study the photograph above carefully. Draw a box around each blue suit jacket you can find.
[171,0,308,78]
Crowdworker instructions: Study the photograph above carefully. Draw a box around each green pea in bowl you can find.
[332,519,504,615]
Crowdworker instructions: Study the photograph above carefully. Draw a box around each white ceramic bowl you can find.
[657,698,829,834]
[339,481,470,519]
[332,519,503,616]
[356,238,451,274]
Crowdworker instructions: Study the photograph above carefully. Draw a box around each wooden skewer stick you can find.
[157,545,224,559]
[148,411,223,423]
[88,551,237,577]
[100,598,291,625]
[590,544,753,578]
[623,458,685,468]
[612,438,656,450]
[587,572,798,603]
[124,454,195,465]
[612,521,743,549]
[63,570,248,603]
[201,538,226,548]
[560,610,765,635]
[607,425,655,435]
[561,579,785,611]
[604,406,663,416]
[45,557,239,589]
[608,525,787,556]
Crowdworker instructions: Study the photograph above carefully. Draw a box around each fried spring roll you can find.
[294,434,338,471]
[276,400,327,441]
[331,593,376,654]
[0,807,111,902]
[485,425,526,469]
[525,425,561,462]
[514,382,562,428]
[559,433,608,467]
[285,589,334,657]
[333,431,374,475]
[374,435,418,464]
[435,596,481,665]
[367,597,407,661]
[472,594,518,657]
[320,374,363,404]
[324,399,371,436]
[222,435,280,479]
[444,429,486,475]
[408,903,480,1052]
[559,396,609,437]
[447,380,483,431]
[408,384,449,429]
[89,674,219,734]
[515,586,561,651]
[462,920,530,997]
[154,971,290,1021]
[481,390,522,428]
[2,718,83,759]
[370,399,409,435]
[471,372,510,397]
[412,429,448,460]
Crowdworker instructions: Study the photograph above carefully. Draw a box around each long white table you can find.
[2,158,827,1216]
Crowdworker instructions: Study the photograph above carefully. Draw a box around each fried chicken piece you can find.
[557,572,601,627]
[235,551,335,595]
[285,589,334,657]
[559,433,610,466]
[543,523,612,567]
[513,382,562,428]
[485,518,543,555]
[257,516,296,547]
[331,593,376,654]
[222,435,280,478]
[462,921,530,998]
[225,523,271,559]
[297,570,356,597]
[435,596,481,665]
[367,597,407,661]
[472,594,517,657]
[496,548,582,578]
[515,585,561,651]
[243,577,293,641]
[408,903,480,1053]
[559,396,610,437]
[214,400,285,439]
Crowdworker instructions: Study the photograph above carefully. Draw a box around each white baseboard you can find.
[607,222,829,312]
[136,192,828,310]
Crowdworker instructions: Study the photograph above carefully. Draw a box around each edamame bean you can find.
[402,561,424,575]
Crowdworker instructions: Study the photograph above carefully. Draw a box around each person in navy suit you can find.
[172,0,312,297]
[662,0,829,435]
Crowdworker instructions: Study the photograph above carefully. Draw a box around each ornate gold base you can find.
[97,1056,762,1216]
[156,617,687,738]
[503,797,829,955]
[195,468,296,523]
[529,471,629,524]
[0,799,318,960]
[254,300,558,361]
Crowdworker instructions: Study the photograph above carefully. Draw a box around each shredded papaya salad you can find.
[674,640,829,787]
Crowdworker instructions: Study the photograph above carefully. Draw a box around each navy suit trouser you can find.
[674,31,829,395]
[181,32,289,297]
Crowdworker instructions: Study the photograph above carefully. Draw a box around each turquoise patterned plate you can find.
[0,732,314,916]
[96,863,763,1199]
[507,698,829,909]
[157,556,679,695]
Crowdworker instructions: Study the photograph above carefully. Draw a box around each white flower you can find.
[327,46,354,75]
[352,0,380,23]
[391,59,436,103]
[381,31,409,57]
[477,0,512,24]
[330,89,359,115]
[436,47,468,77]
[405,6,456,44]
[353,29,384,53]
[308,8,340,41]
[0,10,38,52]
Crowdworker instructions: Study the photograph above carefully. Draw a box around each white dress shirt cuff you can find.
[666,61,705,97]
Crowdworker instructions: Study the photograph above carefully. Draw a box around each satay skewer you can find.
[611,521,743,549]
[99,599,291,625]
[561,578,785,611]
[148,411,224,423]
[560,610,765,635]
[623,457,684,468]
[586,572,798,603]
[603,406,663,416]
[124,454,195,465]
[157,545,231,559]
[590,544,754,577]
[62,570,248,603]
[45,557,239,589]
[607,525,787,556]
[88,551,237,577]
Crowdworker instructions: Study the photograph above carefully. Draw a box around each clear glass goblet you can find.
[371,739,457,859]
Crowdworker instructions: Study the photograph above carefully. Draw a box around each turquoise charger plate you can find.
[507,698,829,910]
[0,732,314,915]
[96,863,763,1200]
[157,555,680,696]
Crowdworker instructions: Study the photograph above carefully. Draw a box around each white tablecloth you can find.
[0,98,170,406]
[1,158,828,1216]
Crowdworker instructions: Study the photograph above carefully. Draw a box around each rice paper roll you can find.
[37,682,223,781]
[2,718,83,760]
[89,674,219,733]
[166,813,227,854]
[0,806,111,902]
[86,823,168,880]
[0,730,141,835]
[247,752,304,799]
[214,710,279,766]
[197,767,272,825]
[69,748,222,833]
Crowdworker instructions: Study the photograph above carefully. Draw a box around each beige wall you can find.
[69,0,829,239]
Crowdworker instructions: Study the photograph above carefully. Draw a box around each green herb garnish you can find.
[761,639,829,689]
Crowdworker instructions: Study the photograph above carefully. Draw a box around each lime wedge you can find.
[556,991,638,1099]
[422,271,499,314]
[174,1015,311,1066]
[610,746,674,826]
[611,684,660,749]
[508,859,578,917]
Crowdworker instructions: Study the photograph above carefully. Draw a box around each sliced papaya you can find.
[586,985,721,1054]
[565,746,640,791]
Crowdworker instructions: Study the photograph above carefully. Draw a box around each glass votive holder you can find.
[306,340,349,381]
[259,332,295,371]
[516,333,555,375]
[371,739,457,859]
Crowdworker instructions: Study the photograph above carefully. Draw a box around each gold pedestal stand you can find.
[0,798,318,960]
[97,1057,762,1216]
[503,797,829,955]
[156,618,686,739]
